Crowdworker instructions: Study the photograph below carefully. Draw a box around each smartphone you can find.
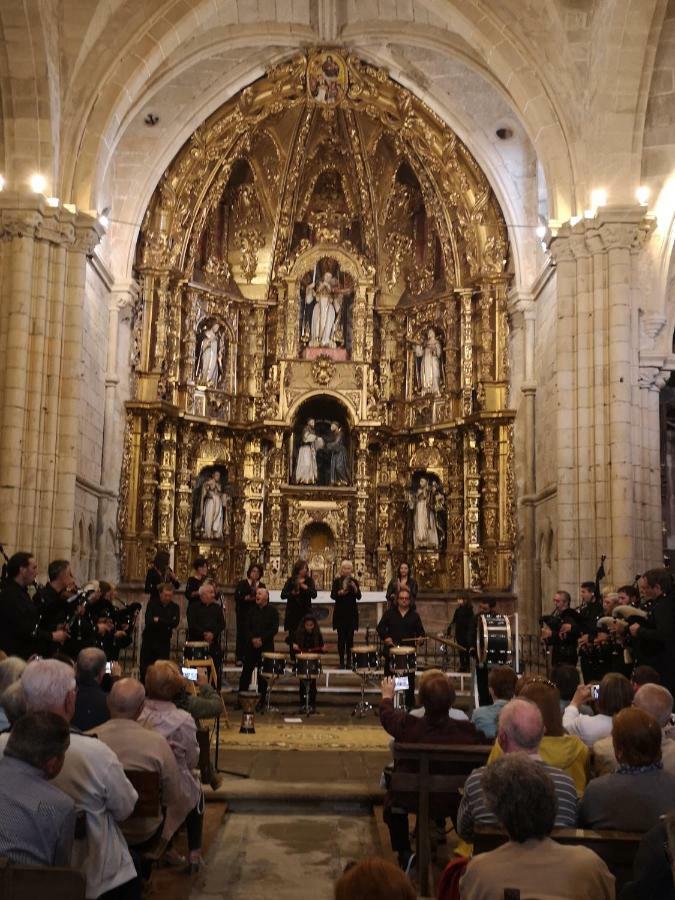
[591,683,600,701]
[182,666,199,682]
[394,676,409,691]
[105,662,112,674]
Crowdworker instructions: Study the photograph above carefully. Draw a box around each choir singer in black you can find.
[187,582,225,681]
[140,582,180,679]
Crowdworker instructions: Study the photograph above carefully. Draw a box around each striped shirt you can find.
[456,757,578,840]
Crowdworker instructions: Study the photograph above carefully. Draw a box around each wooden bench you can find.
[123,769,167,861]
[391,743,491,896]
[0,857,85,900]
[473,826,643,890]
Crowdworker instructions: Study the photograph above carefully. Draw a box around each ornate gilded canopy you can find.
[121,50,515,595]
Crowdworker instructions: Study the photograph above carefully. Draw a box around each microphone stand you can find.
[213,587,247,778]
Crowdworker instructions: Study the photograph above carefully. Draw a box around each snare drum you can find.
[184,641,210,661]
[351,645,379,673]
[476,613,512,665]
[388,646,416,674]
[261,652,286,679]
[295,653,322,679]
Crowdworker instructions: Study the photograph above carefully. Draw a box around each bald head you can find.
[497,698,545,753]
[634,683,674,728]
[107,678,145,720]
[77,647,106,683]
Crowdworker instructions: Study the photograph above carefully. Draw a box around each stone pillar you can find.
[549,207,655,593]
[0,193,103,564]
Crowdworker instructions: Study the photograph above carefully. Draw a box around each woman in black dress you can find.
[145,550,180,603]
[281,559,317,657]
[233,563,265,664]
[330,559,361,668]
[385,561,418,609]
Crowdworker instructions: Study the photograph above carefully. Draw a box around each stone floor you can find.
[190,809,382,900]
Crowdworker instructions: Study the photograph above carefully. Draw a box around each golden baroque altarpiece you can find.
[119,51,516,593]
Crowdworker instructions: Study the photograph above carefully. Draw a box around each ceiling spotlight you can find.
[46,197,60,207]
[591,188,607,210]
[30,174,47,193]
[144,113,159,127]
[495,127,514,141]
[0,175,5,191]
[636,186,650,206]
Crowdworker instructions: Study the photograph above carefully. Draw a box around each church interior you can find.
[1,1,675,898]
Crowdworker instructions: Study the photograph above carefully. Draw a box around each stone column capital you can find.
[0,192,103,253]
[111,280,141,317]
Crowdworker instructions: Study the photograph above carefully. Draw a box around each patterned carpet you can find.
[216,719,390,751]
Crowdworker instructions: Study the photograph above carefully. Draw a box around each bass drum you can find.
[476,613,512,666]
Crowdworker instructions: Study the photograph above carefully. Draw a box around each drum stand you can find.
[262,674,280,714]
[352,671,377,717]
[300,676,314,717]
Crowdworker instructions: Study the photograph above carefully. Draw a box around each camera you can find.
[105,662,112,675]
[394,676,409,691]
[182,666,199,682]
[590,683,600,701]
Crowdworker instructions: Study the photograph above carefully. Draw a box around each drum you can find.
[476,613,512,665]
[261,652,286,678]
[388,646,416,674]
[184,641,210,661]
[295,653,322,679]
[351,645,379,673]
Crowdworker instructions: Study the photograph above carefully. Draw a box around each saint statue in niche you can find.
[193,466,230,540]
[414,327,443,396]
[293,417,351,486]
[408,474,446,549]
[299,263,353,356]
[195,319,226,388]
[295,419,323,484]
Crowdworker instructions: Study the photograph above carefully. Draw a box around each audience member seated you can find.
[379,672,482,870]
[552,664,593,716]
[470,666,518,739]
[0,659,139,899]
[459,754,615,900]
[334,858,416,900]
[0,712,76,866]
[94,678,191,848]
[409,668,470,721]
[139,661,204,873]
[72,647,110,731]
[593,683,675,776]
[175,666,224,721]
[457,698,577,841]
[1,680,27,725]
[563,672,633,748]
[621,811,675,900]
[0,656,26,730]
[580,707,675,832]
[488,678,589,794]
[632,664,661,692]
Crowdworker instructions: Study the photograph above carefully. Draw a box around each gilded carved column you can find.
[174,426,194,578]
[463,428,480,587]
[457,288,474,417]
[157,420,177,551]
[267,430,285,586]
[242,437,264,561]
[354,431,369,579]
[139,413,160,556]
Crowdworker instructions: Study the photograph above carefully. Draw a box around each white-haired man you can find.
[457,697,578,841]
[187,581,225,674]
[0,659,138,899]
[593,682,675,776]
[94,678,190,847]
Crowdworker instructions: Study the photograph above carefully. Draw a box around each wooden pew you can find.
[123,769,167,861]
[391,743,491,897]
[473,826,643,890]
[0,857,85,900]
